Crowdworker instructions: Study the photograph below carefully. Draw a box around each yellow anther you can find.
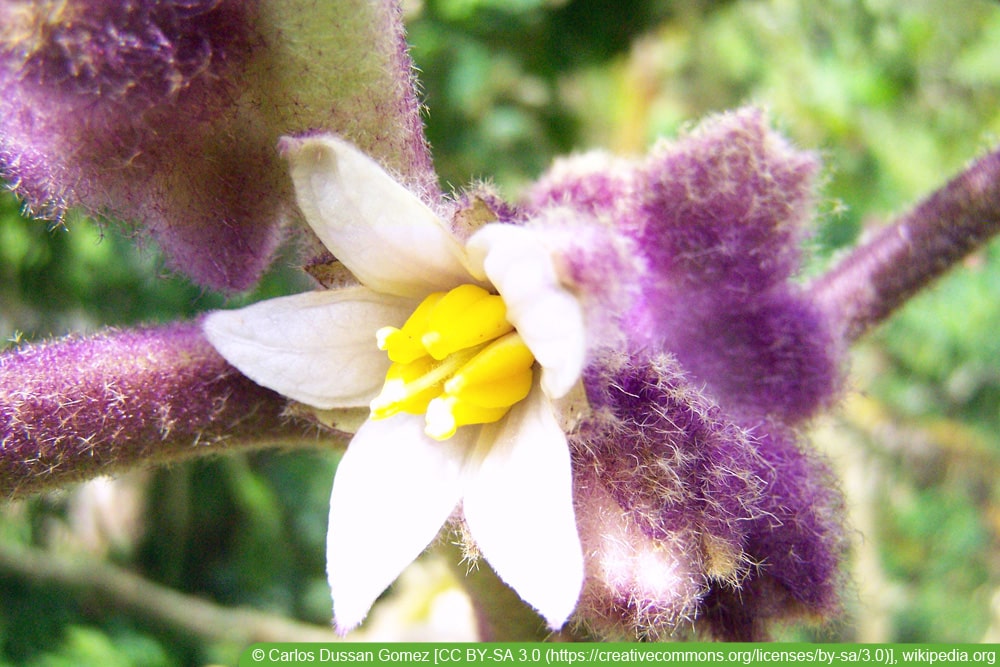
[370,284,537,440]
[444,332,534,408]
[421,284,513,360]
[425,396,511,441]
[376,291,444,364]
[423,333,534,440]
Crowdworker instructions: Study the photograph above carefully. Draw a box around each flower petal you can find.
[283,134,474,298]
[327,415,470,631]
[462,385,583,628]
[466,225,585,398]
[203,286,415,409]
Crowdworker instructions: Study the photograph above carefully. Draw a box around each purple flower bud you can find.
[526,108,842,424]
[574,466,707,637]
[0,0,436,291]
[571,349,846,640]
[630,285,842,425]
[697,422,847,641]
[0,0,274,290]
[525,150,638,219]
[635,108,816,294]
[577,351,763,553]
[629,108,841,424]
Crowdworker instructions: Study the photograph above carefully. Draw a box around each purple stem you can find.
[0,321,332,499]
[809,147,1000,341]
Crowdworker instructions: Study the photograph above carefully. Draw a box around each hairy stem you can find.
[809,147,1000,341]
[0,540,342,644]
[0,321,342,500]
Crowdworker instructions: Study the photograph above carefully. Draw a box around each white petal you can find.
[327,415,470,631]
[462,385,583,628]
[203,287,415,409]
[466,225,585,398]
[284,134,473,298]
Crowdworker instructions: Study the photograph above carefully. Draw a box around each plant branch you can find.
[0,321,344,500]
[808,147,1000,341]
[0,539,341,644]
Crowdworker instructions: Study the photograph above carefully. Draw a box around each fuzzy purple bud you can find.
[697,422,846,641]
[0,0,277,290]
[629,108,841,424]
[571,350,846,640]
[577,351,763,556]
[634,108,815,294]
[571,350,760,637]
[525,109,842,424]
[525,150,638,220]
[1,0,436,291]
[573,467,707,638]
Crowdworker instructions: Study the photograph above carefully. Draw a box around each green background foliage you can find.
[1,0,1000,661]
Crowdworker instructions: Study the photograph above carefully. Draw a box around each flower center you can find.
[370,284,536,441]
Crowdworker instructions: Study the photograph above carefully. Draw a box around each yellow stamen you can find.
[370,284,536,440]
[425,396,510,441]
[370,349,476,419]
[421,284,513,360]
[424,332,535,440]
[443,332,534,408]
[375,291,444,364]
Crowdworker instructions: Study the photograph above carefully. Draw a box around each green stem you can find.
[0,540,342,644]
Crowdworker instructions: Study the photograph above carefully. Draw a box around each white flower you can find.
[203,135,585,632]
